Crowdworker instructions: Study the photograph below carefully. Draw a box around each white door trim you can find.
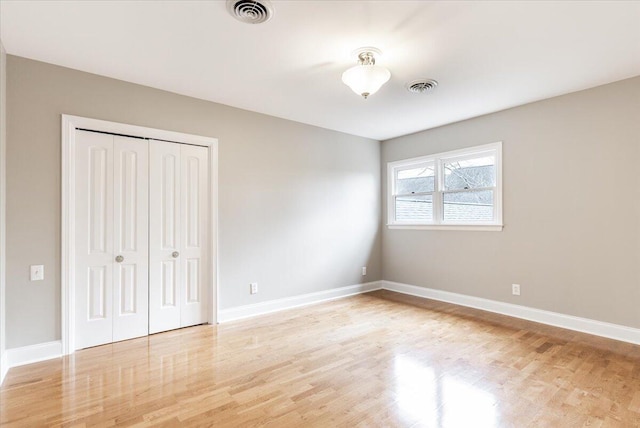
[61,114,219,355]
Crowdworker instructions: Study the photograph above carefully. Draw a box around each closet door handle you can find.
[115,255,124,263]
[172,251,180,258]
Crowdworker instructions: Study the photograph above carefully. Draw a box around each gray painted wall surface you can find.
[382,76,640,329]
[6,56,382,349]
[0,42,7,372]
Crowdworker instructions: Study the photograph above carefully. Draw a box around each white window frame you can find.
[387,142,503,231]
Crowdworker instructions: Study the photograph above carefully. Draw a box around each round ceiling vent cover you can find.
[227,0,274,24]
[406,79,439,94]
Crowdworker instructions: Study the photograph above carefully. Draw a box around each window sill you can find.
[387,224,503,232]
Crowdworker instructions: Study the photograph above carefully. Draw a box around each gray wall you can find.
[6,55,382,349]
[382,76,640,329]
[0,42,7,374]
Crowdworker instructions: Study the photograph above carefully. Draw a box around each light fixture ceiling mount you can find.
[341,47,391,99]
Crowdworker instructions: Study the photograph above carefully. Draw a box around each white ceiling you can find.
[1,1,639,140]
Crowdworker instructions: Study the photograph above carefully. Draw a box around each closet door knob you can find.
[115,255,124,263]
[172,251,180,258]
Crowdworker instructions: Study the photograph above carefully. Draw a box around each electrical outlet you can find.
[30,265,44,281]
[362,266,367,276]
[250,283,258,295]
[512,284,521,296]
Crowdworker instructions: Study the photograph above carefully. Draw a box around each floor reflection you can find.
[394,355,498,427]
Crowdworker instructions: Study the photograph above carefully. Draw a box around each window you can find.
[387,142,502,230]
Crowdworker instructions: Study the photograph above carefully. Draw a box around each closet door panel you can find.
[112,136,149,342]
[149,141,182,334]
[75,131,114,350]
[180,145,209,328]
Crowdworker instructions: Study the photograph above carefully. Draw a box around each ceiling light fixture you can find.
[341,47,391,99]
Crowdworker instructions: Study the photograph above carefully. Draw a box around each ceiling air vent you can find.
[406,79,439,94]
[227,0,274,24]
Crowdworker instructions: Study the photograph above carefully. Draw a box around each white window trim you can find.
[387,142,503,231]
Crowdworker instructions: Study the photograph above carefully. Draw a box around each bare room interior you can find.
[0,1,639,426]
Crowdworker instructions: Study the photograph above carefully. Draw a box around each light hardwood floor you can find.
[1,290,640,427]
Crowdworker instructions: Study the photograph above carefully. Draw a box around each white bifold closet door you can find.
[149,141,209,334]
[75,130,149,350]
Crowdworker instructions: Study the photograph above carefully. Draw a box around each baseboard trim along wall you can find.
[219,280,640,345]
[382,280,640,345]
[5,340,63,373]
[218,281,383,322]
[3,279,640,382]
[0,351,8,384]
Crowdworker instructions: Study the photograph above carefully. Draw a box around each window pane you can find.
[396,164,435,194]
[443,190,493,222]
[444,155,495,191]
[396,195,433,222]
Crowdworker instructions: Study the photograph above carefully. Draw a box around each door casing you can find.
[61,114,219,355]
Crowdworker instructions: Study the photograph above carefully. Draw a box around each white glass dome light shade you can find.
[341,64,391,99]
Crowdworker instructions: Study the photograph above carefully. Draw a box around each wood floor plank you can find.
[1,290,640,427]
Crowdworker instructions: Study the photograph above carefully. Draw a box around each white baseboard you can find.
[382,280,640,345]
[3,279,637,384]
[2,282,383,380]
[0,351,7,385]
[5,340,63,371]
[219,281,382,323]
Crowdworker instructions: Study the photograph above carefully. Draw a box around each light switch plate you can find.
[30,265,44,281]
